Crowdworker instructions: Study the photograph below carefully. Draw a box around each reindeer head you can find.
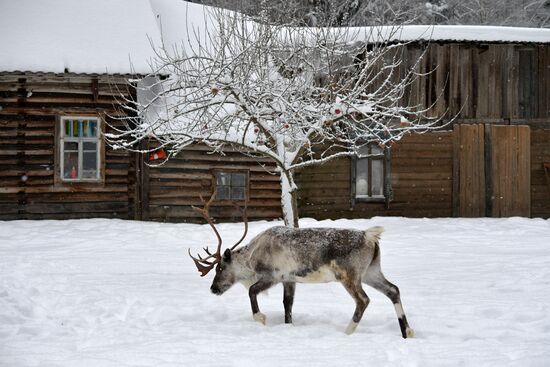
[188,192,248,295]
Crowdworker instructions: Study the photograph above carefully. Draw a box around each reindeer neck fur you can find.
[230,247,259,289]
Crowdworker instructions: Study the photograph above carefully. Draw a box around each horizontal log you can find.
[24,202,128,214]
[148,205,281,221]
[0,185,128,194]
[149,197,281,207]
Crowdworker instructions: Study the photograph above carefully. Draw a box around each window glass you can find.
[216,186,230,200]
[82,152,98,178]
[355,143,386,199]
[64,141,78,151]
[371,159,384,197]
[65,120,72,136]
[89,121,97,137]
[231,173,246,186]
[72,120,80,137]
[217,172,231,186]
[82,120,89,137]
[63,152,79,179]
[83,142,97,151]
[216,171,247,200]
[231,187,245,200]
[355,159,369,196]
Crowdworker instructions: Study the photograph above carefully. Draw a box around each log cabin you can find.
[1,1,549,222]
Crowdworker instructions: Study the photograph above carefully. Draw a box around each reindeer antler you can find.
[188,192,248,277]
[229,201,248,251]
[188,192,222,277]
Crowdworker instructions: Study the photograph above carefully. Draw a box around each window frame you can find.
[351,143,392,207]
[212,169,249,203]
[55,115,105,185]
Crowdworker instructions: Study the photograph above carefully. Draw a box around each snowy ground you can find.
[1,217,549,367]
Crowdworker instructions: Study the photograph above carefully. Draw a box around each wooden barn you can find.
[1,0,549,222]
[297,36,550,219]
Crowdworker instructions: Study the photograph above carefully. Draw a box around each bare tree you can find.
[194,0,550,27]
[107,7,443,227]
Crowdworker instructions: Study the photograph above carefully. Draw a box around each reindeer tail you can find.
[365,226,384,243]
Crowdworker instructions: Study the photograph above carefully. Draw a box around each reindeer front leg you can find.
[249,279,275,325]
[341,277,370,335]
[283,282,296,324]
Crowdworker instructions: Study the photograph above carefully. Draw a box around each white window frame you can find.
[59,116,102,182]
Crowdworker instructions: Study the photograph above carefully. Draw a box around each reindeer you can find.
[188,194,414,338]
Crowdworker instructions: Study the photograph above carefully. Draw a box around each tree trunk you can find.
[280,170,300,228]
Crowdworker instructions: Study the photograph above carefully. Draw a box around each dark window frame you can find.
[351,143,392,208]
[212,169,250,202]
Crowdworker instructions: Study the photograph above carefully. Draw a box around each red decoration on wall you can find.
[149,148,167,161]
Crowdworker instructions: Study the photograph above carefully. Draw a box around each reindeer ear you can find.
[223,248,232,262]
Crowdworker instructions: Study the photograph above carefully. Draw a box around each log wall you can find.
[143,144,282,222]
[296,132,454,219]
[0,72,136,219]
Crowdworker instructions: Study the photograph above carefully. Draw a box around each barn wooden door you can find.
[453,124,531,217]
[453,124,486,217]
[486,125,531,217]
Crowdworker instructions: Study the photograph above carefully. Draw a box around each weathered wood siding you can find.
[297,132,454,219]
[531,129,550,217]
[0,72,136,219]
[142,144,282,222]
[402,43,550,123]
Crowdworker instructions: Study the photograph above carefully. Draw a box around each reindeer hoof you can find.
[405,328,415,338]
[253,312,267,325]
[345,321,359,335]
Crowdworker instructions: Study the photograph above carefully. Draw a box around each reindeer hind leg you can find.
[363,251,414,338]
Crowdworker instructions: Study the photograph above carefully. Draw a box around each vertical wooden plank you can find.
[456,124,485,217]
[452,124,460,217]
[538,45,550,118]
[476,46,490,119]
[484,124,493,216]
[435,44,449,118]
[508,46,519,120]
[471,47,479,119]
[459,46,472,118]
[518,48,537,119]
[449,44,460,118]
[477,124,486,216]
[517,126,531,216]
[508,126,518,216]
[491,125,502,217]
[490,46,502,119]
[460,125,472,216]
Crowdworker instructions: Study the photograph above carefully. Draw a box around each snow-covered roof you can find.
[0,0,162,74]
[0,1,549,75]
[363,25,550,44]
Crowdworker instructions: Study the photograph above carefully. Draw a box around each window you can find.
[59,116,101,182]
[215,171,248,201]
[352,143,391,203]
